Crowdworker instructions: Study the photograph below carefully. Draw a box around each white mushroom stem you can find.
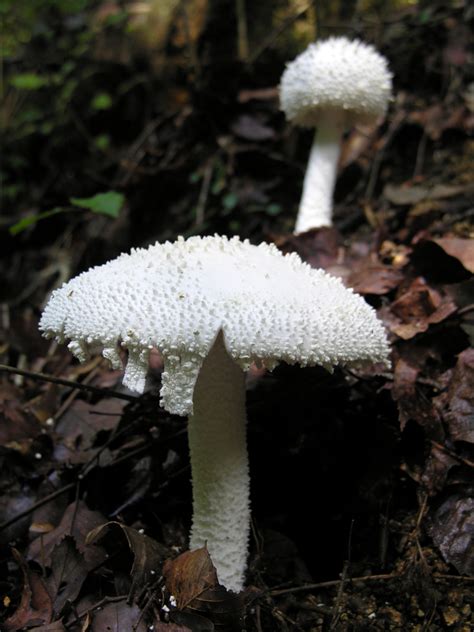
[294,113,345,234]
[188,333,249,593]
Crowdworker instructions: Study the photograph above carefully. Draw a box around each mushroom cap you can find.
[280,36,393,128]
[40,235,390,416]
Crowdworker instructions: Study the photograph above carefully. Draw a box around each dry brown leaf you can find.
[231,115,275,141]
[90,600,147,631]
[4,549,53,631]
[347,259,404,295]
[163,548,219,610]
[442,348,474,444]
[421,443,458,495]
[163,548,245,630]
[382,277,457,340]
[56,398,125,451]
[0,382,42,443]
[28,500,107,569]
[430,493,474,576]
[46,536,89,615]
[432,237,474,274]
[86,521,168,602]
[274,227,342,270]
[391,357,444,437]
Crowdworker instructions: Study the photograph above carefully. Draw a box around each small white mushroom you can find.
[280,37,393,234]
[39,235,390,592]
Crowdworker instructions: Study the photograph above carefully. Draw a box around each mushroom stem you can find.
[294,114,345,234]
[188,332,249,593]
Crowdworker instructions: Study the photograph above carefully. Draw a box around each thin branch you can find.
[236,0,249,62]
[0,363,136,402]
[249,3,311,64]
[0,482,76,532]
[269,571,474,598]
[270,573,398,597]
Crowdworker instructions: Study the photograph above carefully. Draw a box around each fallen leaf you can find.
[0,382,42,443]
[231,115,275,141]
[275,227,342,270]
[86,521,168,602]
[421,443,458,495]
[432,237,474,274]
[430,493,474,576]
[347,258,404,295]
[4,549,53,631]
[408,103,472,138]
[163,548,245,630]
[0,487,36,545]
[339,126,374,168]
[382,277,457,340]
[391,357,444,437]
[56,398,125,451]
[384,182,473,206]
[46,536,89,615]
[28,500,107,568]
[110,455,153,516]
[442,348,474,444]
[384,183,429,205]
[410,238,473,284]
[163,548,219,610]
[30,621,66,631]
[90,600,147,631]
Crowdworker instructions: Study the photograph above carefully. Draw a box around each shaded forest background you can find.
[1,0,473,630]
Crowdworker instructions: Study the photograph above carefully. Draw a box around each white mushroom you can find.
[280,37,393,234]
[39,235,390,592]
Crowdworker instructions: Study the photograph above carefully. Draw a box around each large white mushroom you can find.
[40,235,390,592]
[280,36,393,234]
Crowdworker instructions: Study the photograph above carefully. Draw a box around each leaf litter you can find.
[1,2,474,630]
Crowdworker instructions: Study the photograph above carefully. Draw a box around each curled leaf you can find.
[86,521,168,602]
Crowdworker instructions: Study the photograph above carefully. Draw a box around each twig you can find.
[457,303,474,316]
[0,482,76,532]
[236,0,249,62]
[49,359,103,424]
[364,109,405,201]
[330,560,349,630]
[0,363,136,402]
[269,571,474,598]
[0,413,155,533]
[431,441,474,469]
[269,573,399,597]
[249,3,312,64]
[195,161,213,228]
[413,129,428,178]
[65,595,128,629]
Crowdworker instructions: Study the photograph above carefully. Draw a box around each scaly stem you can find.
[294,114,344,234]
[188,332,249,593]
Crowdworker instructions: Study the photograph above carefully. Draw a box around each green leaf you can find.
[189,171,201,184]
[94,134,110,151]
[70,191,125,218]
[9,208,65,235]
[91,92,113,110]
[222,192,238,211]
[10,73,48,90]
[266,203,282,216]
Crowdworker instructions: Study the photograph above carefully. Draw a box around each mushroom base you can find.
[188,331,249,593]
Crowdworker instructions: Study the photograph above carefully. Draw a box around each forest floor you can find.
[1,1,473,630]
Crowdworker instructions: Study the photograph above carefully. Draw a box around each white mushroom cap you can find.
[280,36,393,128]
[40,235,390,416]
